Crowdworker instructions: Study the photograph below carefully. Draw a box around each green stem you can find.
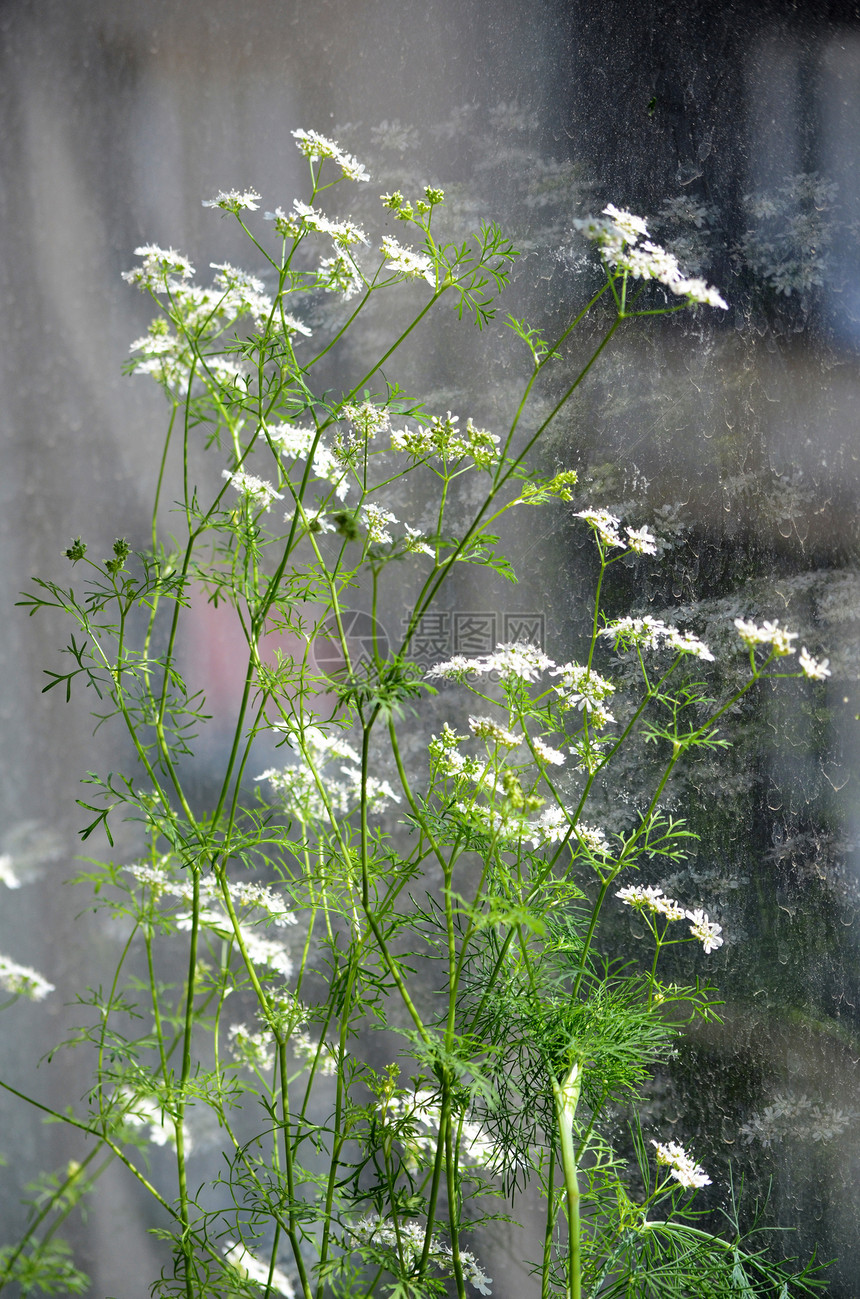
[552,1064,583,1299]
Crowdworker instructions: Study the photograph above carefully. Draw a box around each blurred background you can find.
[2,0,860,1293]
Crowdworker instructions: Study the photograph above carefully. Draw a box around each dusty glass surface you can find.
[1,1,858,1294]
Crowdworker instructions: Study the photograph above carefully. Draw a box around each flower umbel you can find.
[651,1139,712,1189]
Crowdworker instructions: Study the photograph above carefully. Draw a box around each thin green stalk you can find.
[541,1146,558,1299]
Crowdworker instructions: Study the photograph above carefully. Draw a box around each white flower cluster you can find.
[527,806,608,854]
[739,1091,857,1147]
[266,198,367,248]
[599,616,714,662]
[575,508,657,555]
[202,188,261,213]
[380,234,434,283]
[125,258,313,396]
[317,252,365,299]
[353,1215,492,1295]
[222,468,284,512]
[615,884,686,922]
[122,243,195,292]
[239,931,294,977]
[362,503,398,544]
[733,617,798,657]
[685,907,724,953]
[403,524,435,557]
[798,647,831,680]
[0,953,54,1000]
[291,128,369,183]
[223,1241,295,1297]
[428,725,483,781]
[257,725,400,822]
[426,641,554,684]
[125,861,296,976]
[468,715,520,748]
[575,204,728,309]
[615,886,723,952]
[550,662,616,726]
[650,1138,712,1189]
[0,853,20,889]
[120,1089,191,1152]
[292,1028,338,1077]
[391,412,501,469]
[532,736,566,765]
[209,261,274,330]
[387,1090,501,1174]
[267,422,349,501]
[341,402,390,441]
[228,1023,275,1072]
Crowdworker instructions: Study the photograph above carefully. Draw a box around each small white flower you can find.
[575,822,609,854]
[686,907,724,953]
[733,617,797,657]
[229,880,297,927]
[575,508,626,549]
[281,312,313,337]
[391,411,499,466]
[241,929,293,978]
[485,642,555,681]
[381,234,434,283]
[733,617,770,646]
[339,768,401,812]
[550,661,615,715]
[289,199,367,246]
[664,628,715,662]
[267,423,315,460]
[402,524,435,557]
[202,188,261,213]
[0,853,21,889]
[224,1241,295,1297]
[670,276,729,309]
[228,1023,274,1072]
[599,617,714,661]
[426,655,478,680]
[428,641,555,684]
[317,253,364,299]
[651,1138,711,1189]
[0,953,54,1000]
[122,244,195,293]
[528,809,608,853]
[528,805,572,846]
[599,616,666,651]
[799,647,831,680]
[291,128,370,182]
[616,885,686,920]
[532,737,565,765]
[468,716,520,748]
[222,468,284,512]
[625,525,657,555]
[267,424,348,498]
[574,206,728,309]
[341,402,390,440]
[362,503,398,544]
[602,203,650,242]
[616,885,667,913]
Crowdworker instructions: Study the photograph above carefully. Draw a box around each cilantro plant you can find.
[2,130,830,1298]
